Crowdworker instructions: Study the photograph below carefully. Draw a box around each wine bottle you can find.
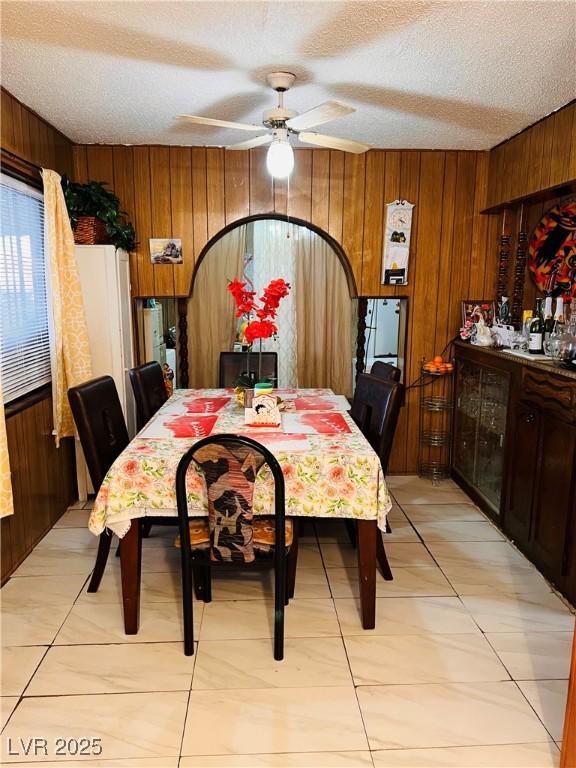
[543,296,554,342]
[552,297,565,334]
[528,298,544,354]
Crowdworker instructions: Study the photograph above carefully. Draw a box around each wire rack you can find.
[418,370,454,484]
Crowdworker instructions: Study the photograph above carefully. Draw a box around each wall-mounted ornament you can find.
[150,238,183,264]
[528,198,576,297]
[381,200,414,285]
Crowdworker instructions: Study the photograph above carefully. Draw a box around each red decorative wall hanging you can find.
[528,199,576,297]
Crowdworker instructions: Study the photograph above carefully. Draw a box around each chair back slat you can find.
[68,376,129,491]
[176,435,285,564]
[219,352,278,388]
[350,373,403,474]
[129,361,168,429]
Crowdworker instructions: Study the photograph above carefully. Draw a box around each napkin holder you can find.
[245,393,281,427]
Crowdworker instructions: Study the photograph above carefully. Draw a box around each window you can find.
[0,173,51,403]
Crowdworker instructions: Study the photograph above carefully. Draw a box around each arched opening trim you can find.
[188,213,358,298]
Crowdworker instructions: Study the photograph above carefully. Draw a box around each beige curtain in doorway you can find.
[187,225,247,387]
[42,170,93,445]
[295,229,354,396]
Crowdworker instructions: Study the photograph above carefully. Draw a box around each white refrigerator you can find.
[74,245,136,499]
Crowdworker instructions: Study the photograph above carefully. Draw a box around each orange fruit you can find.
[433,355,443,364]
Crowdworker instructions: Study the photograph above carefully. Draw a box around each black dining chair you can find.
[349,373,404,580]
[370,360,401,383]
[176,434,297,659]
[68,376,130,592]
[129,361,169,430]
[219,351,278,387]
[128,361,171,538]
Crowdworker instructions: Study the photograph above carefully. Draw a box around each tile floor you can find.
[1,477,573,767]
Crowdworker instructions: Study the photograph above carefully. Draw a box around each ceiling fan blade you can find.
[226,134,273,151]
[176,115,263,132]
[286,100,355,131]
[298,132,370,154]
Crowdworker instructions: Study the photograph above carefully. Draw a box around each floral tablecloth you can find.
[90,388,392,538]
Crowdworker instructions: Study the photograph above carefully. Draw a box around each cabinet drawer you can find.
[521,369,576,422]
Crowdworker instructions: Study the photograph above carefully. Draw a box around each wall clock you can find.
[528,198,576,297]
[381,200,414,285]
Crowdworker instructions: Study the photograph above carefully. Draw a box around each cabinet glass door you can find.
[453,359,481,482]
[475,369,510,512]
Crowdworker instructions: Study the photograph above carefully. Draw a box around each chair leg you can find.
[179,545,194,657]
[191,563,204,601]
[286,519,299,604]
[377,530,394,581]
[141,520,153,538]
[274,552,286,662]
[202,565,212,603]
[344,519,357,547]
[87,531,113,592]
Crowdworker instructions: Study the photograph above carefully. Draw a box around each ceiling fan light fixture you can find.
[266,130,294,179]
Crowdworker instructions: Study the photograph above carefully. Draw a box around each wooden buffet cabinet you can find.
[452,341,576,604]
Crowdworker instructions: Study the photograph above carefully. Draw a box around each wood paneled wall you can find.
[1,88,76,581]
[489,103,576,317]
[486,101,576,210]
[1,393,76,583]
[72,143,498,473]
[1,87,73,176]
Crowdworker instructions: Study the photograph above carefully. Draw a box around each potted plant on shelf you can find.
[61,176,137,252]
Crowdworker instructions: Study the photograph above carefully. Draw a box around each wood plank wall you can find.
[487,103,576,318]
[486,101,576,209]
[1,88,76,582]
[2,394,77,583]
[1,87,74,176]
[72,144,498,473]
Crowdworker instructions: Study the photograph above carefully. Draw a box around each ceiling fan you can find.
[177,72,370,178]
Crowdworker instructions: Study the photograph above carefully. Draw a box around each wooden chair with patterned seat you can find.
[175,434,297,659]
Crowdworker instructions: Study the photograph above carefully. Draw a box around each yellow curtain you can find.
[0,380,13,518]
[296,229,354,396]
[42,170,93,445]
[187,225,246,387]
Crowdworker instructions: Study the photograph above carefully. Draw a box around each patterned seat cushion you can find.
[175,517,293,550]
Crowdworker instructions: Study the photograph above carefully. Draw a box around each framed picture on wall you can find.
[150,238,183,264]
[461,300,496,327]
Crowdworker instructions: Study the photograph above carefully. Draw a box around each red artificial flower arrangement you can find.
[227,277,291,384]
[228,277,290,343]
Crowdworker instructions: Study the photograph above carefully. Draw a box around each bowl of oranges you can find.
[422,356,454,376]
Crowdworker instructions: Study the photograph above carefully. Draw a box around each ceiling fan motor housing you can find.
[266,71,296,92]
[263,106,297,128]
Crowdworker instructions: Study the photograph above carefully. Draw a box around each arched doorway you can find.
[186,216,357,394]
[189,213,358,299]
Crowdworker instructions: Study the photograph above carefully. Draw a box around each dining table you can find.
[90,387,392,633]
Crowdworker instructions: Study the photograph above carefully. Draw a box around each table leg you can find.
[357,519,376,629]
[120,519,142,634]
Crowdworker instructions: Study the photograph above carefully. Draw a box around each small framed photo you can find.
[149,238,183,264]
[461,300,496,327]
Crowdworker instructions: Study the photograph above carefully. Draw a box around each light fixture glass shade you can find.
[266,137,294,178]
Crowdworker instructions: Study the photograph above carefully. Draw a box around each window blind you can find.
[0,173,51,404]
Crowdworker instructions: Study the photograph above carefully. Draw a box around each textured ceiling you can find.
[1,0,575,150]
